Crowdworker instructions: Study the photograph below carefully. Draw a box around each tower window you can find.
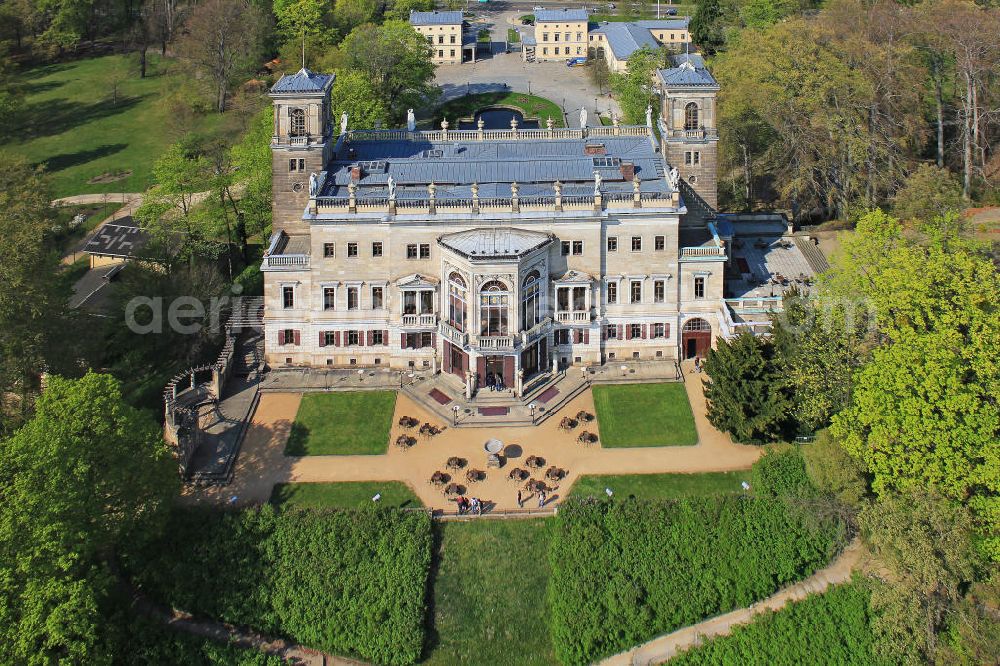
[685,151,701,165]
[684,102,699,131]
[289,108,306,137]
[282,286,294,308]
[607,236,618,252]
[694,276,705,299]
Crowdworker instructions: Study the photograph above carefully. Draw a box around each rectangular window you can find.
[653,323,665,338]
[323,287,336,310]
[631,236,642,251]
[607,236,618,252]
[606,282,617,304]
[606,324,617,339]
[347,242,358,258]
[347,287,359,310]
[685,151,701,165]
[371,330,384,346]
[289,158,304,172]
[655,235,665,251]
[555,329,570,345]
[542,47,548,55]
[438,49,443,57]
[630,280,642,304]
[419,243,431,259]
[554,32,560,41]
[576,32,582,40]
[450,49,455,57]
[406,244,418,259]
[450,34,456,43]
[654,280,665,303]
[323,331,336,346]
[630,324,642,339]
[694,276,705,299]
[542,33,548,41]
[437,35,443,44]
[572,240,583,255]
[421,331,433,348]
[561,240,571,256]
[554,46,560,55]
[564,32,570,41]
[323,242,335,257]
[281,329,295,345]
[372,241,383,257]
[282,286,294,309]
[371,286,384,310]
[347,330,360,346]
[420,290,433,314]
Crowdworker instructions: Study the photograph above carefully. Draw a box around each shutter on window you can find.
[292,330,300,345]
[641,324,647,339]
[334,331,341,347]
[617,324,624,340]
[319,332,326,347]
[664,322,670,337]
[625,325,632,340]
[366,330,373,346]
[584,330,590,344]
[278,331,285,346]
[431,333,437,347]
[383,330,389,346]
[400,333,407,349]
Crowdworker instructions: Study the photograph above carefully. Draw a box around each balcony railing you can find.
[260,254,309,270]
[477,336,514,350]
[439,320,468,346]
[520,317,551,346]
[401,313,437,327]
[679,245,727,259]
[555,310,591,323]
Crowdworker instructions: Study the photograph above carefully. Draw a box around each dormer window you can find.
[289,108,306,137]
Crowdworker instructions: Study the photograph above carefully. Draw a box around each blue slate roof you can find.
[589,19,690,61]
[322,134,671,200]
[270,68,334,94]
[409,10,463,25]
[535,8,589,22]
[657,53,718,88]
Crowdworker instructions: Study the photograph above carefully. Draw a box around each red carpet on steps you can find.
[536,387,559,403]
[478,406,509,416]
[429,388,452,405]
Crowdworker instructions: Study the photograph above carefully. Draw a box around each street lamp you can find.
[529,402,536,421]
[453,404,460,426]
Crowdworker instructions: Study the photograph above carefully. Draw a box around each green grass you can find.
[570,471,747,500]
[425,519,557,666]
[284,391,397,456]
[435,92,566,127]
[270,481,423,509]
[592,383,698,447]
[8,54,227,197]
[508,27,521,43]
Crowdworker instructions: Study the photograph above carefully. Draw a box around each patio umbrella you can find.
[484,438,503,454]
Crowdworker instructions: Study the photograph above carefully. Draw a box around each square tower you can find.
[269,68,335,235]
[657,54,720,211]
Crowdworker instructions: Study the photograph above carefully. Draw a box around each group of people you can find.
[455,496,483,515]
[516,489,547,508]
[483,372,506,392]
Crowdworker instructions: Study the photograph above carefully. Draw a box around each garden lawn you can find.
[570,471,746,500]
[8,54,227,197]
[435,92,565,127]
[270,481,422,509]
[284,391,397,456]
[425,519,557,666]
[592,383,697,447]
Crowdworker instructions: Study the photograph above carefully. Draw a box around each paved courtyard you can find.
[183,363,761,511]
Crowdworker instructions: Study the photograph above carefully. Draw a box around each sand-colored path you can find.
[599,538,864,666]
[185,366,761,510]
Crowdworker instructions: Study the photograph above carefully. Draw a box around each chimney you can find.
[583,142,606,156]
[619,161,635,180]
[350,164,362,181]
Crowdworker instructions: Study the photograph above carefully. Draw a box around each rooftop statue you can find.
[387,176,396,200]
[407,109,416,131]
[309,172,318,196]
[580,107,588,129]
[340,112,348,135]
[593,170,602,195]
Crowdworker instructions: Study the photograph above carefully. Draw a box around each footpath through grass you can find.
[8,54,227,197]
[435,92,565,126]
[425,519,557,666]
[570,471,747,500]
[284,391,397,456]
[270,481,422,509]
[592,383,697,447]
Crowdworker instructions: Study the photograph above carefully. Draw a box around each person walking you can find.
[538,490,546,508]
[517,489,523,508]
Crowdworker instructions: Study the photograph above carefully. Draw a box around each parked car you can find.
[567,57,588,67]
[664,7,678,15]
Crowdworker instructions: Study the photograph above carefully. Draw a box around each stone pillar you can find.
[441,118,449,141]
[552,356,559,375]
[465,371,474,399]
[511,181,519,213]
[477,117,485,141]
[348,181,357,212]
[594,193,603,211]
[515,369,524,398]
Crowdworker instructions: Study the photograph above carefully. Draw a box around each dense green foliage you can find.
[125,506,432,665]
[609,47,662,126]
[570,471,745,501]
[671,580,886,666]
[285,391,397,455]
[426,520,556,666]
[592,383,697,447]
[270,481,422,509]
[548,494,845,664]
[0,372,176,665]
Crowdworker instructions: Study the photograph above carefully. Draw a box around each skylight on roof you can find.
[593,157,621,168]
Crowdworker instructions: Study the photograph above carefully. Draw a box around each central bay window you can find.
[684,102,699,131]
[289,108,305,137]
[479,281,510,336]
[521,271,541,329]
[556,284,589,323]
[403,290,434,315]
[447,273,467,331]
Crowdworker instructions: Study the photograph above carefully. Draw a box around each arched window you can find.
[448,272,467,332]
[521,271,541,330]
[683,318,711,332]
[479,280,509,337]
[684,102,699,131]
[289,108,306,137]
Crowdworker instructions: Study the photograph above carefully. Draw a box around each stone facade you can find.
[410,10,465,65]
[535,9,589,61]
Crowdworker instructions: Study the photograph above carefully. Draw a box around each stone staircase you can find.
[794,235,831,274]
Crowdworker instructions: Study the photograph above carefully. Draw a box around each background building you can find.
[410,10,474,65]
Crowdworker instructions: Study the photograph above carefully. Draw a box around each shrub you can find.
[124,505,432,665]
[802,430,868,506]
[547,496,846,665]
[751,446,814,498]
[671,580,886,665]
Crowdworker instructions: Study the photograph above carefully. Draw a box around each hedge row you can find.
[125,505,432,666]
[547,494,845,665]
[670,580,886,665]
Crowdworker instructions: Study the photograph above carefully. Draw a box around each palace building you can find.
[261,61,822,398]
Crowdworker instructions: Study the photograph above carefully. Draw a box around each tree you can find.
[229,107,274,259]
[690,0,724,54]
[801,430,868,506]
[338,20,436,121]
[702,331,793,443]
[0,372,176,664]
[332,0,380,34]
[385,0,433,22]
[587,51,611,96]
[330,69,390,132]
[892,163,965,223]
[176,0,267,113]
[860,492,980,663]
[0,154,71,433]
[829,209,1000,560]
[609,47,662,125]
